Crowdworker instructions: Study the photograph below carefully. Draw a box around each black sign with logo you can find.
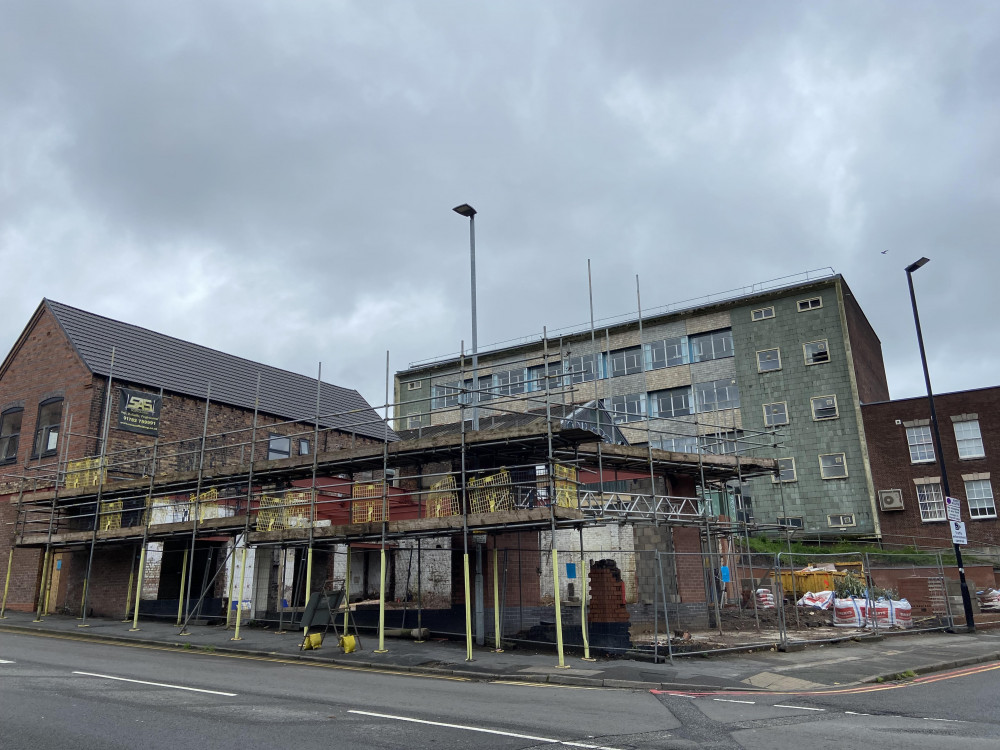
[117,388,162,436]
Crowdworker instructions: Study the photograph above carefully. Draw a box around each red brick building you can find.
[0,299,390,613]
[862,386,1000,550]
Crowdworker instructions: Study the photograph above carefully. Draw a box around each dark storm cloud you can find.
[1,1,997,408]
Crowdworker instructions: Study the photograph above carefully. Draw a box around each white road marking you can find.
[845,711,871,716]
[773,705,825,712]
[713,698,756,704]
[348,709,627,750]
[71,671,237,696]
[0,659,14,664]
[923,717,964,723]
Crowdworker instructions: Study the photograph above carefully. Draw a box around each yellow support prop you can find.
[343,546,351,634]
[76,578,87,623]
[305,547,314,609]
[464,553,473,661]
[225,541,238,629]
[231,546,248,641]
[492,547,503,652]
[0,549,14,618]
[580,556,594,661]
[374,549,388,653]
[35,549,51,622]
[552,549,568,668]
[130,544,146,631]
[176,548,189,626]
[43,555,54,617]
[121,554,134,622]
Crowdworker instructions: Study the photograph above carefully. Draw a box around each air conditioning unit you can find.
[879,489,905,511]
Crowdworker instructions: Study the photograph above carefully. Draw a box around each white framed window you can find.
[644,336,689,370]
[756,348,781,372]
[606,393,646,424]
[751,306,775,321]
[965,479,996,519]
[690,329,734,363]
[905,425,935,463]
[810,395,839,420]
[432,381,462,409]
[916,481,946,522]
[406,381,422,391]
[694,378,740,413]
[803,340,830,365]
[797,297,823,312]
[649,386,692,418]
[777,516,803,528]
[772,457,796,482]
[609,346,643,378]
[827,513,856,528]
[565,353,601,383]
[763,402,788,427]
[954,420,985,459]
[407,416,422,429]
[819,452,848,479]
[298,439,311,456]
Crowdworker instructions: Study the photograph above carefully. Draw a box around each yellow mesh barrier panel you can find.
[352,483,387,523]
[254,491,313,530]
[99,500,123,531]
[283,491,312,528]
[256,495,284,532]
[468,469,515,515]
[66,458,105,489]
[554,464,578,509]
[427,475,459,518]
[191,488,220,522]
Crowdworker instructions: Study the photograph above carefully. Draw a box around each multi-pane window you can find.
[267,434,291,460]
[763,402,788,427]
[699,430,747,455]
[819,452,848,479]
[751,307,775,321]
[494,368,526,396]
[797,297,822,312]
[906,425,935,463]
[803,340,830,365]
[955,420,985,459]
[609,347,643,378]
[965,479,996,518]
[0,408,23,464]
[774,457,797,482]
[477,375,494,402]
[916,482,946,522]
[405,381,422,391]
[432,382,462,409]
[828,513,856,527]
[565,354,602,384]
[407,416,423,429]
[298,439,311,456]
[690,329,734,363]
[527,362,562,392]
[644,336,689,370]
[756,348,781,372]
[694,379,740,413]
[777,516,803,528]
[606,393,646,423]
[649,387,692,418]
[811,395,839,420]
[32,398,63,457]
[652,436,700,454]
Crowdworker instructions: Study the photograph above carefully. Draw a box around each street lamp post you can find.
[453,204,479,431]
[905,256,976,633]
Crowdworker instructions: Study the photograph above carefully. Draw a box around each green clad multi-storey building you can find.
[394,271,889,538]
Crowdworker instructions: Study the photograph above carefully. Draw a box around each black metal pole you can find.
[906,258,975,633]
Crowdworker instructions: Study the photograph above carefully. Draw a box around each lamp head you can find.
[453,204,477,218]
[905,257,930,273]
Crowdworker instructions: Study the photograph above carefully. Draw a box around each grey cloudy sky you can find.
[2,1,997,412]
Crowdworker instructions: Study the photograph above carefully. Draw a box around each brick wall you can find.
[672,526,708,603]
[841,280,890,404]
[862,387,1000,548]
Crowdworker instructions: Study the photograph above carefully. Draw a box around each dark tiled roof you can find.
[45,300,395,442]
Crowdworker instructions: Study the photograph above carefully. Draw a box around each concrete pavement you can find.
[2,609,999,692]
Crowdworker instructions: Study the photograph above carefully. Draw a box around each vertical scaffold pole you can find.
[375,351,391,654]
[459,376,473,662]
[81,348,116,627]
[225,540,238,629]
[492,546,503,652]
[121,547,137,621]
[543,328,569,669]
[130,544,146,631]
[182,382,212,633]
[579,526,594,661]
[33,548,51,622]
[306,363,322,605]
[0,549,13,618]
[175,547,189,627]
[231,546,248,641]
[343,545,352,634]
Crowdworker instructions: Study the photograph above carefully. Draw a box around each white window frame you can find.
[407,416,423,429]
[827,513,856,528]
[916,481,946,522]
[751,306,775,322]
[777,516,803,528]
[762,402,788,427]
[965,479,996,519]
[772,457,797,483]
[905,425,936,464]
[954,419,985,459]
[797,297,823,312]
[406,381,422,391]
[819,452,848,479]
[810,395,839,421]
[803,339,830,366]
[756,347,782,373]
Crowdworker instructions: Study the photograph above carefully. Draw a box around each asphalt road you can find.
[2,630,999,749]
